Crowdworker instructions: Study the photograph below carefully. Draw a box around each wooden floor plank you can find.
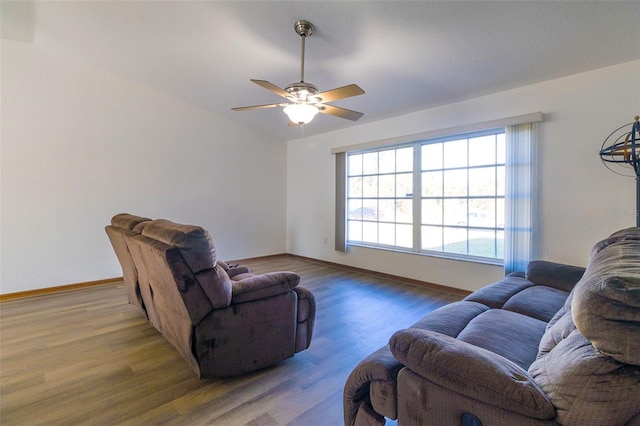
[0,255,462,425]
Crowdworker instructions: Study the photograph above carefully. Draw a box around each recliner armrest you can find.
[525,260,586,292]
[226,266,250,278]
[216,260,251,278]
[231,271,300,304]
[389,328,556,420]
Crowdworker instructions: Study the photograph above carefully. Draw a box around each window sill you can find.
[346,242,504,267]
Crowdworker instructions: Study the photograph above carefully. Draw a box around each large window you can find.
[335,112,541,272]
[347,129,505,263]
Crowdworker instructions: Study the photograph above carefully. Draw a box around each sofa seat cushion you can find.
[410,300,547,369]
[457,309,547,369]
[410,301,490,337]
[502,286,569,322]
[529,329,640,426]
[463,274,534,309]
[465,275,569,323]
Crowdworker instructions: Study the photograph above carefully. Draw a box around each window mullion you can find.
[413,142,421,252]
[466,139,470,255]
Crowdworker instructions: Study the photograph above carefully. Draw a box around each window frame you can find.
[345,128,506,265]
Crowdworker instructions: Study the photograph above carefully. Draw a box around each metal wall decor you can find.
[599,116,640,226]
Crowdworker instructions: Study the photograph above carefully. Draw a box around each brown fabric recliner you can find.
[112,217,315,378]
[105,213,152,315]
[106,213,254,317]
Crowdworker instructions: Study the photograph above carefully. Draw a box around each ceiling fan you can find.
[232,20,365,126]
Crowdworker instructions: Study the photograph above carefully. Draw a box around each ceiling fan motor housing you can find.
[285,82,319,102]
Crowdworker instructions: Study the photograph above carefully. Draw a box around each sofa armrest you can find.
[231,271,300,304]
[343,346,403,426]
[525,260,586,292]
[389,328,556,420]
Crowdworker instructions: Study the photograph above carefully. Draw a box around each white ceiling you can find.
[3,1,640,140]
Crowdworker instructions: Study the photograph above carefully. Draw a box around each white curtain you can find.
[504,122,538,274]
[335,152,347,252]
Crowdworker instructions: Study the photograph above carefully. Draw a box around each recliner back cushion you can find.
[142,219,217,273]
[111,213,151,230]
[140,219,232,308]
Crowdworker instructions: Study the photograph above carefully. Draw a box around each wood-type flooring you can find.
[0,255,464,425]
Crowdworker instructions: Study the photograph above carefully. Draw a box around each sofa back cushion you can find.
[529,329,640,425]
[529,228,640,425]
[589,226,640,258]
[572,234,640,365]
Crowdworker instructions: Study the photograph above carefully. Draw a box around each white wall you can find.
[1,40,287,294]
[287,60,640,292]
[3,37,638,296]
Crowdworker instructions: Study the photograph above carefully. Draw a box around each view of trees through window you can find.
[347,129,505,261]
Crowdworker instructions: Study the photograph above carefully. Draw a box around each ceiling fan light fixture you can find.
[231,19,365,126]
[284,103,319,125]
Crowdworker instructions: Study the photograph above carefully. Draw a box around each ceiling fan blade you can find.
[316,84,365,103]
[319,104,364,121]
[251,79,291,99]
[231,103,284,111]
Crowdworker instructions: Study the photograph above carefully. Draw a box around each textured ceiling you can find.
[3,1,640,140]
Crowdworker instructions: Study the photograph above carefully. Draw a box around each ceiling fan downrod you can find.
[294,20,314,83]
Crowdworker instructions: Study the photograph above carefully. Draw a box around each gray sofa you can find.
[106,214,315,378]
[344,227,640,425]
